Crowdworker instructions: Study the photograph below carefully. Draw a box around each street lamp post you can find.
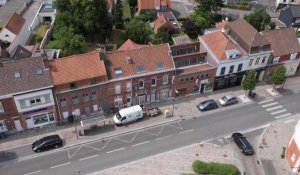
[72,112,79,139]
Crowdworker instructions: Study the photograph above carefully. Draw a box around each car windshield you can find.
[222,96,229,102]
[240,137,253,149]
[116,112,122,120]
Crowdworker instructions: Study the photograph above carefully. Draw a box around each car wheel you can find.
[55,144,59,148]
[36,149,40,153]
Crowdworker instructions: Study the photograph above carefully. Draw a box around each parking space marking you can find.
[84,145,101,151]
[266,105,282,111]
[156,135,173,141]
[24,170,41,175]
[106,147,125,154]
[179,129,194,134]
[262,102,278,108]
[258,99,274,104]
[270,109,287,115]
[50,162,71,169]
[100,138,112,151]
[80,154,99,161]
[132,141,150,147]
[129,132,139,143]
[113,137,130,143]
[275,113,292,120]
[167,122,183,129]
[68,147,82,159]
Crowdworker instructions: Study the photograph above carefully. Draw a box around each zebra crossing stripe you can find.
[275,113,292,120]
[258,99,274,104]
[266,106,282,111]
[262,102,278,108]
[270,109,287,115]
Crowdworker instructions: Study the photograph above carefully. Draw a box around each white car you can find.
[218,95,238,106]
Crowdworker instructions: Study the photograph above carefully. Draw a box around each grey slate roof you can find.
[278,5,300,26]
[0,0,29,25]
[172,34,192,45]
[0,57,53,96]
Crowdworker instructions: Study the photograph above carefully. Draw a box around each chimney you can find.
[43,58,50,70]
[98,48,106,61]
[127,56,133,64]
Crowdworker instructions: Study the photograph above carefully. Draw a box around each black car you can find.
[32,135,63,153]
[231,133,254,155]
[198,99,218,111]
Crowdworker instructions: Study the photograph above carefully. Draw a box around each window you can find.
[220,67,226,75]
[249,59,253,66]
[70,82,77,89]
[139,80,144,89]
[0,102,4,113]
[90,78,97,85]
[29,97,42,105]
[163,75,168,84]
[14,72,21,79]
[255,58,260,65]
[114,68,123,76]
[205,74,208,77]
[181,79,184,82]
[237,64,243,71]
[32,112,55,125]
[151,77,156,86]
[72,96,78,104]
[83,93,89,102]
[136,65,145,73]
[156,62,165,70]
[190,77,194,81]
[60,98,67,107]
[114,98,123,108]
[126,82,131,92]
[185,78,189,81]
[201,74,204,78]
[91,92,97,100]
[262,58,266,64]
[229,65,234,73]
[115,85,121,94]
[36,68,43,75]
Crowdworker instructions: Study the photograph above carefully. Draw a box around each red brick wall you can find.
[0,98,19,130]
[280,54,291,62]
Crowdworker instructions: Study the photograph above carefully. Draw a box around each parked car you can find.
[198,99,218,111]
[218,95,238,106]
[113,105,144,126]
[32,134,63,153]
[231,133,254,155]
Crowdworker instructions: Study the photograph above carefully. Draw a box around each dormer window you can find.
[136,65,145,73]
[156,62,165,70]
[36,68,43,75]
[14,72,21,79]
[114,68,123,76]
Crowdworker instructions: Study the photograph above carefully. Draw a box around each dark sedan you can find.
[231,133,254,155]
[32,134,63,153]
[198,99,218,111]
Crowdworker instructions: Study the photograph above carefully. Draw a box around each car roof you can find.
[42,135,61,141]
[223,95,235,99]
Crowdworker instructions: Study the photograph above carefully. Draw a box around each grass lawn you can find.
[123,0,132,21]
[29,24,49,45]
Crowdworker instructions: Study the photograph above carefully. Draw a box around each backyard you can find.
[29,24,49,45]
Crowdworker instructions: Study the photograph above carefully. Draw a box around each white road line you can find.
[285,119,296,124]
[106,147,125,154]
[179,129,195,134]
[132,141,150,147]
[258,99,274,104]
[266,105,282,111]
[270,109,287,115]
[24,170,41,175]
[50,162,71,169]
[79,154,99,161]
[156,135,172,141]
[262,102,278,108]
[275,113,292,120]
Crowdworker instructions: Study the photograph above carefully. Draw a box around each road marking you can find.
[285,119,296,124]
[179,129,194,134]
[266,105,282,111]
[275,113,292,120]
[270,109,287,115]
[106,147,125,154]
[132,141,150,147]
[262,102,278,108]
[24,170,41,175]
[156,135,172,141]
[50,162,71,169]
[258,99,274,104]
[80,154,99,161]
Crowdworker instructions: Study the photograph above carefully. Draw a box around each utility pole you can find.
[73,112,79,139]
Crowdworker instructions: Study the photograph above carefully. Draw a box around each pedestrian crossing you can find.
[258,99,292,120]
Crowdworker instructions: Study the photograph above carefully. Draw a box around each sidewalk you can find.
[0,79,287,151]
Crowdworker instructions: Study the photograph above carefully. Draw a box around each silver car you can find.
[218,95,238,106]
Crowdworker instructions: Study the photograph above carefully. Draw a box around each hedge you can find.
[192,160,239,175]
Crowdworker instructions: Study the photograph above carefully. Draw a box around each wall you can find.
[0,28,16,43]
[216,57,249,76]
[0,97,19,131]
[247,52,271,70]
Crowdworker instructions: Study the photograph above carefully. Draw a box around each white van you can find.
[113,105,143,126]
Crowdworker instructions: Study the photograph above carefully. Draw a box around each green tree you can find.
[244,8,271,31]
[242,70,257,96]
[113,0,124,29]
[189,11,215,32]
[271,65,287,90]
[196,0,224,12]
[54,12,82,33]
[152,32,170,44]
[124,18,154,44]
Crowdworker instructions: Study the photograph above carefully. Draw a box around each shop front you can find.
[214,71,246,90]
[22,106,56,129]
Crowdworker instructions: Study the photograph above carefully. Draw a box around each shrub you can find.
[192,160,239,175]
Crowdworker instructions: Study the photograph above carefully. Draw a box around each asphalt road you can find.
[1,92,299,175]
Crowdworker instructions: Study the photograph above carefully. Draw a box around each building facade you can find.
[0,57,56,132]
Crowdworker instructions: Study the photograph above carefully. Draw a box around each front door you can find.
[25,118,34,129]
[13,117,23,131]
[126,97,131,107]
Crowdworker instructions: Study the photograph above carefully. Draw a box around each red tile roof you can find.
[138,0,171,10]
[201,31,244,61]
[4,13,25,35]
[154,15,168,31]
[50,51,107,85]
[106,43,174,79]
[118,39,146,51]
[216,21,229,30]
